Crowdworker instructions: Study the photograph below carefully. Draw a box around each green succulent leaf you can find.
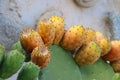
[0,50,25,79]
[39,45,82,80]
[79,58,115,80]
[12,41,30,62]
[112,73,120,80]
[0,44,5,65]
[17,62,40,80]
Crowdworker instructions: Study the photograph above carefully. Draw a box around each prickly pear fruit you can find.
[75,41,101,66]
[98,38,111,56]
[31,46,50,68]
[0,50,25,79]
[103,40,120,62]
[95,31,104,41]
[0,44,5,65]
[17,62,40,80]
[39,45,82,80]
[37,19,55,46]
[83,28,96,44]
[12,41,30,62]
[61,25,85,50]
[95,31,111,56]
[50,15,65,44]
[20,28,45,53]
[111,59,120,73]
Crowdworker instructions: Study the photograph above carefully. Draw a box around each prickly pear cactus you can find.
[112,73,120,80]
[0,50,25,79]
[17,62,40,80]
[0,78,4,80]
[0,44,5,65]
[12,41,30,62]
[39,45,82,80]
[79,58,115,80]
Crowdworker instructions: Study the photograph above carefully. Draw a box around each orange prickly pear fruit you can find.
[20,28,45,53]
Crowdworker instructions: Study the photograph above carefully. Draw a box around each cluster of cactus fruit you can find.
[0,15,120,80]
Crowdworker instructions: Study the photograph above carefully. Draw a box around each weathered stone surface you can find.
[0,0,27,51]
[108,13,120,40]
[74,0,98,8]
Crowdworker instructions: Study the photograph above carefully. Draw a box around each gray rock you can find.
[0,13,24,51]
[0,0,28,51]
[74,0,98,8]
[108,13,120,40]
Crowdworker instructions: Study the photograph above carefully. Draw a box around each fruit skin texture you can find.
[75,41,101,66]
[83,28,96,44]
[37,19,55,46]
[0,50,25,79]
[0,44,5,65]
[17,62,40,80]
[98,38,111,56]
[50,15,65,44]
[31,46,50,68]
[95,31,104,42]
[61,25,85,50]
[95,31,111,56]
[103,40,120,62]
[111,59,120,73]
[20,28,45,53]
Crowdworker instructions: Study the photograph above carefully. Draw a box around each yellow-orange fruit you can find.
[20,28,45,53]
[37,19,55,46]
[95,31,111,56]
[50,15,65,44]
[98,38,111,56]
[75,41,101,66]
[103,40,120,62]
[95,31,104,42]
[31,46,50,68]
[61,25,85,50]
[83,28,96,44]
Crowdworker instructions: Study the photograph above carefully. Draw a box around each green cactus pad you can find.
[0,78,4,80]
[17,62,40,80]
[0,44,5,65]
[112,73,120,80]
[12,41,30,62]
[39,45,82,80]
[0,50,25,79]
[79,58,115,80]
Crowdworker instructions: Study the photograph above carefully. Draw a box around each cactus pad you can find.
[39,45,82,80]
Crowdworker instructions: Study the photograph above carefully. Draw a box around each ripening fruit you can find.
[95,31,111,56]
[103,40,120,62]
[111,59,120,73]
[95,31,104,42]
[61,25,85,50]
[50,15,65,44]
[98,38,111,56]
[31,46,50,68]
[75,41,101,66]
[83,28,96,44]
[20,28,45,53]
[37,19,55,46]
